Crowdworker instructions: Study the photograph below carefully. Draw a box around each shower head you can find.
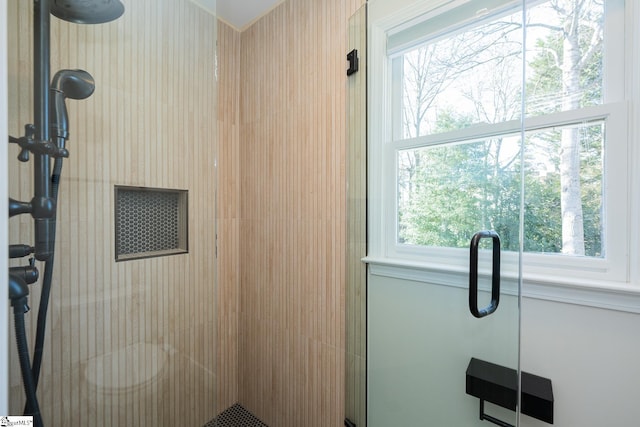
[51,69,95,100]
[50,69,95,142]
[51,0,125,24]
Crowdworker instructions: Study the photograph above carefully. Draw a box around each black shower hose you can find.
[14,297,44,427]
[23,256,54,416]
[23,156,63,419]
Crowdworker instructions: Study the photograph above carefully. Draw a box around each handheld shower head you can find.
[51,0,125,24]
[51,69,95,100]
[50,69,95,142]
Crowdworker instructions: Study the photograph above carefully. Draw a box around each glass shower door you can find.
[366,0,524,425]
[7,1,218,425]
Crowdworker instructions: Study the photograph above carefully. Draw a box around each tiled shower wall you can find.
[217,20,241,413]
[8,0,364,424]
[8,1,218,425]
[236,0,364,425]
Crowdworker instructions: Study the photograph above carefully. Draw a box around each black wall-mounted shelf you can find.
[466,358,554,425]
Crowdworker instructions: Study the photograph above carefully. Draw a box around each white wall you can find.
[520,298,640,426]
[368,274,640,426]
[368,274,520,427]
[1,0,9,415]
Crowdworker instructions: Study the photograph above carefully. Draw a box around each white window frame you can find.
[366,0,640,313]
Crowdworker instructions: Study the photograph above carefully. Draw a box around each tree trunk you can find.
[559,1,585,255]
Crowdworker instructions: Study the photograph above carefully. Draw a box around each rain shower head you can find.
[51,0,125,24]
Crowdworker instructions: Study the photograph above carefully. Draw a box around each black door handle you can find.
[469,231,501,318]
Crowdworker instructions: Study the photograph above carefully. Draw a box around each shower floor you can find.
[204,403,269,427]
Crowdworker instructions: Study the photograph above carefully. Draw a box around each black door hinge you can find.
[347,49,359,76]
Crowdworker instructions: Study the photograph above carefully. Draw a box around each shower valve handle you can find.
[10,125,35,162]
[9,198,32,217]
[9,265,39,286]
[11,136,69,160]
[9,134,31,162]
[9,245,35,259]
[9,124,69,162]
[18,148,30,162]
[9,196,55,220]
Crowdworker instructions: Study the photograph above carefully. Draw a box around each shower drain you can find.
[204,403,269,427]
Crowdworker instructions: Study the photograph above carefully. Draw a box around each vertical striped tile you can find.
[237,0,364,426]
[217,19,241,413]
[8,1,218,425]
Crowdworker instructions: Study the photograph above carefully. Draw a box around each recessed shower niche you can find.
[115,186,189,261]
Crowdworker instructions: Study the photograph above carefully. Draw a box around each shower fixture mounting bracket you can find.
[9,124,69,162]
[347,49,359,76]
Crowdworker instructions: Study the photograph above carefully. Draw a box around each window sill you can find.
[363,256,640,314]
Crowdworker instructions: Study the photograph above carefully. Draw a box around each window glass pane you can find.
[397,121,604,257]
[395,0,605,140]
[525,0,604,115]
[523,121,604,257]
[397,9,523,139]
[397,135,522,250]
